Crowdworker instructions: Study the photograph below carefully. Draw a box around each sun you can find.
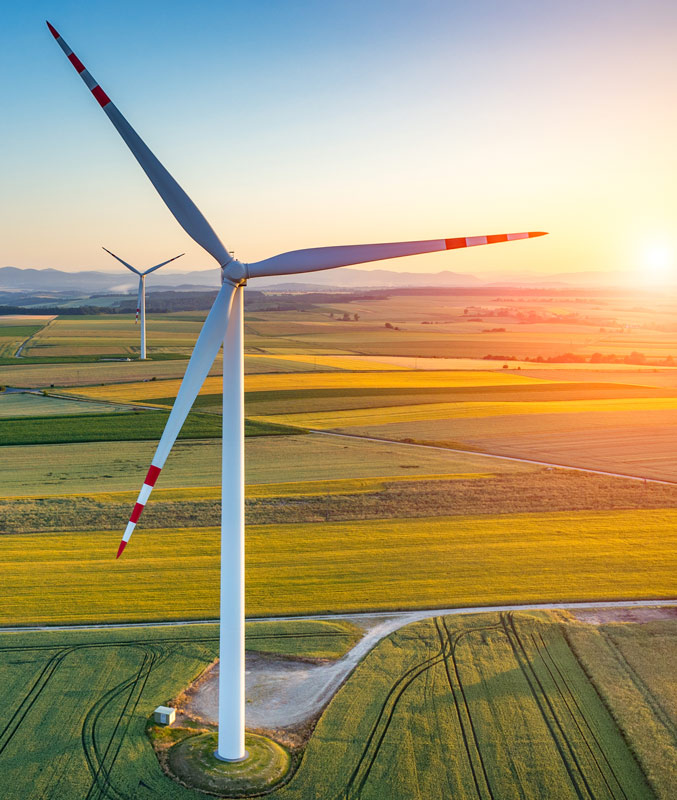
[641,242,674,286]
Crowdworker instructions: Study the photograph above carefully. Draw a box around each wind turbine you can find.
[102,248,184,359]
[47,20,547,763]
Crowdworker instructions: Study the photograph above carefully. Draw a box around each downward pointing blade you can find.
[143,253,184,276]
[118,281,237,556]
[47,22,232,268]
[246,232,547,278]
[136,277,142,323]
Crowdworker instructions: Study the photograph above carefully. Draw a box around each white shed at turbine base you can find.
[153,706,176,725]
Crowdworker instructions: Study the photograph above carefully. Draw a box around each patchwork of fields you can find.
[3,295,677,798]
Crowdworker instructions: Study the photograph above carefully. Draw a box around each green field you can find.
[568,616,677,799]
[2,509,677,625]
[244,618,363,660]
[0,620,360,800]
[0,613,658,799]
[0,410,293,446]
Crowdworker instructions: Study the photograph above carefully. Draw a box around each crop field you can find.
[0,323,45,357]
[3,509,677,625]
[281,612,652,799]
[252,395,677,430]
[0,358,214,389]
[8,468,677,534]
[568,615,677,799]
[0,612,658,799]
[331,407,677,482]
[3,292,677,797]
[0,433,504,496]
[69,368,552,405]
[23,315,207,358]
[0,392,132,417]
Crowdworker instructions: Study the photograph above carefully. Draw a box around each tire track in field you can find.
[340,620,450,799]
[0,646,76,757]
[83,644,166,800]
[438,617,505,800]
[1,629,353,798]
[531,631,627,800]
[82,648,154,800]
[503,612,593,800]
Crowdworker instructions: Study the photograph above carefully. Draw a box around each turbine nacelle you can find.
[222,260,248,286]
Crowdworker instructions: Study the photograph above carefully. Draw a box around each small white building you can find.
[153,706,176,725]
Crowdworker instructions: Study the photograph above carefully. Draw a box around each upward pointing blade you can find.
[47,22,231,268]
[143,253,184,276]
[103,247,140,275]
[118,281,237,557]
[247,232,547,278]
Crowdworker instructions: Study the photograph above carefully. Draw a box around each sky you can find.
[2,0,677,283]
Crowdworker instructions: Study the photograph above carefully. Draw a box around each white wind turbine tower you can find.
[48,21,547,762]
[102,247,183,360]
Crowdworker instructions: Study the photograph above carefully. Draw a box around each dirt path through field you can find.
[183,614,410,728]
[179,600,675,731]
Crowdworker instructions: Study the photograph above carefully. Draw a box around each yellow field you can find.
[256,395,677,429]
[246,354,409,370]
[2,509,676,624]
[72,369,556,402]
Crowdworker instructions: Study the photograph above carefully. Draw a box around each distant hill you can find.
[0,265,636,294]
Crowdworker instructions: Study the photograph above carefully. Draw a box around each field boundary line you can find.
[313,430,677,487]
[2,598,676,634]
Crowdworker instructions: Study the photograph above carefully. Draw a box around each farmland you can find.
[3,291,677,797]
[0,612,664,799]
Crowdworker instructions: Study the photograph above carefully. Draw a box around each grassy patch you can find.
[9,469,677,534]
[2,509,677,625]
[245,619,362,660]
[168,732,290,796]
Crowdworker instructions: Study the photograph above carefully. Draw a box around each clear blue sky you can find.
[2,0,677,282]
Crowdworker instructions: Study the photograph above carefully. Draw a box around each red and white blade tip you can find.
[444,231,546,250]
[116,540,128,559]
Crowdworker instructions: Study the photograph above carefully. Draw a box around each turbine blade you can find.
[103,247,140,275]
[246,232,547,278]
[135,277,143,323]
[47,22,232,268]
[143,253,184,275]
[117,281,236,557]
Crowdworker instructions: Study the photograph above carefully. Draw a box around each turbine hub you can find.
[222,260,248,286]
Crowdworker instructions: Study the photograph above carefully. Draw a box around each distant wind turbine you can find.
[47,20,547,763]
[102,248,183,359]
